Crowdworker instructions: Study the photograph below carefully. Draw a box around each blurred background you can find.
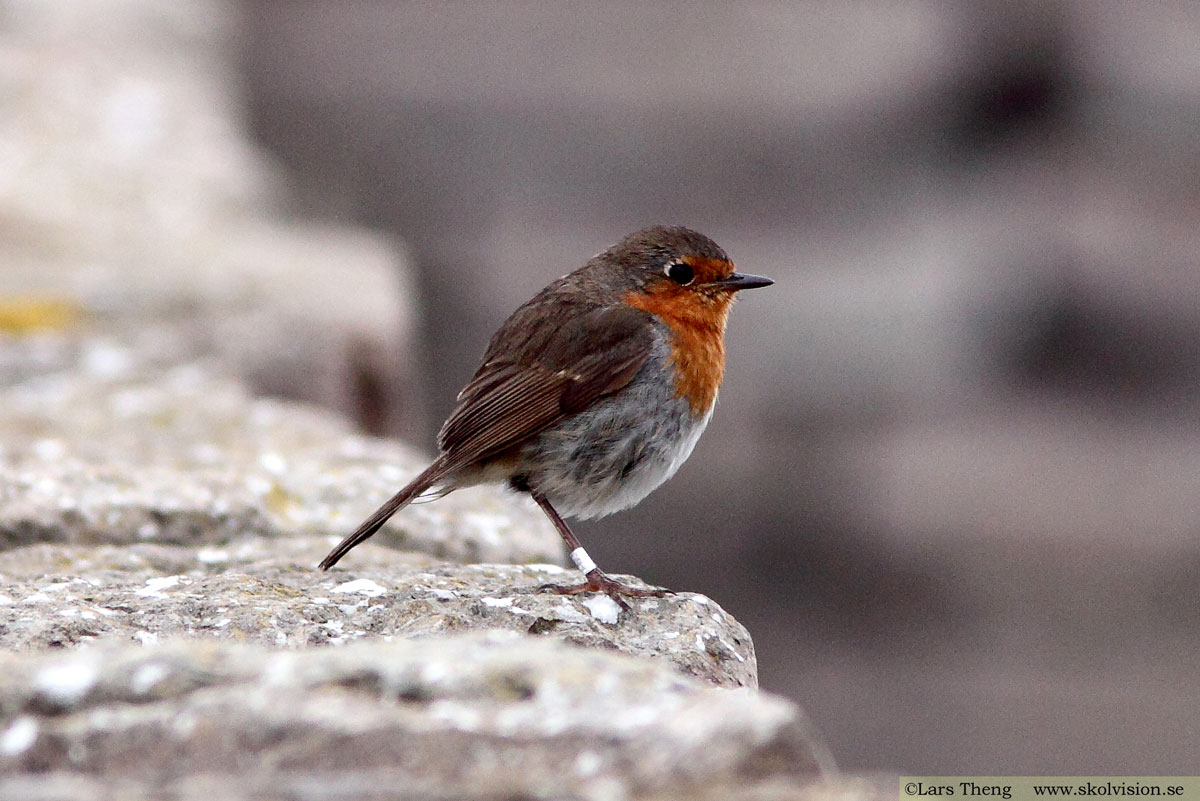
[7,0,1195,775]
[237,0,1200,773]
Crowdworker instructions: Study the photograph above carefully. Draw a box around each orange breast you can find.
[623,287,731,415]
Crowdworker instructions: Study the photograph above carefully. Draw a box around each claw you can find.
[538,570,671,611]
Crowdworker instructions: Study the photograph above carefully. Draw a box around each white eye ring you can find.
[663,260,695,285]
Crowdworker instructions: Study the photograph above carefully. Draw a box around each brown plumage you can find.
[319,225,771,606]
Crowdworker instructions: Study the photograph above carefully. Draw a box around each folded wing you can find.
[437,302,654,469]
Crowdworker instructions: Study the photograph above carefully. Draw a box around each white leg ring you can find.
[569,547,597,574]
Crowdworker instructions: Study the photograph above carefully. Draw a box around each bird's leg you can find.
[530,490,670,610]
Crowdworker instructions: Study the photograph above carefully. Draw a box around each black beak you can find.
[712,272,774,291]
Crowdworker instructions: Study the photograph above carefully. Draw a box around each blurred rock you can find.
[0,775,890,801]
[856,407,1200,552]
[0,778,885,801]
[0,775,881,801]
[642,776,896,801]
[0,635,831,799]
[0,0,419,436]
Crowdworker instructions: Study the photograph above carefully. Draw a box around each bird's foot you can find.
[539,569,671,611]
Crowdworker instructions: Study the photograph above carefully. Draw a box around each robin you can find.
[319,225,772,606]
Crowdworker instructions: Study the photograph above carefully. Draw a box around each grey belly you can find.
[517,359,712,520]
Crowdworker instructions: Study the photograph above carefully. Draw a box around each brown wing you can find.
[436,301,654,468]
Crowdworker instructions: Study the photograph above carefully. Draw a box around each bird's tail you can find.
[318,457,452,570]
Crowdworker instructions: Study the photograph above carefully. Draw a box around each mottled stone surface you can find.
[0,541,755,689]
[0,366,560,566]
[0,636,831,800]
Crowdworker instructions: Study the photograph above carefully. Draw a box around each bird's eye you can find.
[663,260,695,285]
